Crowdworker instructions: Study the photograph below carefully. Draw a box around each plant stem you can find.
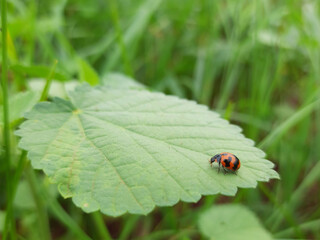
[1,0,13,239]
[3,151,27,239]
[45,196,91,240]
[259,183,304,238]
[22,160,91,240]
[118,215,140,240]
[25,164,51,240]
[274,218,320,238]
[11,151,27,197]
[91,211,112,240]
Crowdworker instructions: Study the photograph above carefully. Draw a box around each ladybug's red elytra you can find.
[210,152,240,173]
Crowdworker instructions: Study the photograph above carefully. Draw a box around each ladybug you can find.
[210,152,240,173]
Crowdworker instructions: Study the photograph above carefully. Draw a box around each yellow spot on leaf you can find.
[73,109,83,115]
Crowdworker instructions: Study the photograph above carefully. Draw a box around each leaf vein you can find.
[75,114,146,211]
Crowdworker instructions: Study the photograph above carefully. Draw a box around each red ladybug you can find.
[210,152,240,173]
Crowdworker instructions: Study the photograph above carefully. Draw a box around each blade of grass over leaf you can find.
[40,60,58,101]
[77,57,100,86]
[16,75,278,217]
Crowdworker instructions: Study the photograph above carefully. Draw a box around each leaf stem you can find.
[91,211,112,240]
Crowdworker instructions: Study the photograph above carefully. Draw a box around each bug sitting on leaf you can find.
[210,152,240,174]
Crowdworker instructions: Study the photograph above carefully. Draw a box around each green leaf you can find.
[0,91,39,125]
[16,79,279,216]
[198,204,273,240]
[77,57,99,86]
[102,73,146,89]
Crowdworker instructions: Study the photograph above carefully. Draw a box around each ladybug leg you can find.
[223,167,227,175]
[218,161,221,173]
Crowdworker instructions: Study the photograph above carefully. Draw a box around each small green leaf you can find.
[0,91,39,125]
[16,78,278,216]
[77,57,99,86]
[198,204,273,240]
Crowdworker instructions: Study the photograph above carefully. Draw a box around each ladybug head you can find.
[210,154,220,164]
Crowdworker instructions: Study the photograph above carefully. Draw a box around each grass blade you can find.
[109,0,133,76]
[1,0,12,238]
[274,218,320,238]
[101,0,163,73]
[259,99,320,149]
[40,60,58,101]
[91,212,112,240]
[25,165,51,240]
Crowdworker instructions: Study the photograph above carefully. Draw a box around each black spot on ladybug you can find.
[233,157,239,170]
[221,153,228,156]
[224,158,231,167]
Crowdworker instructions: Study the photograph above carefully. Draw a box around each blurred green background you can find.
[1,0,320,239]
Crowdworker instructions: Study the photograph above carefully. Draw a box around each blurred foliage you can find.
[1,0,320,239]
